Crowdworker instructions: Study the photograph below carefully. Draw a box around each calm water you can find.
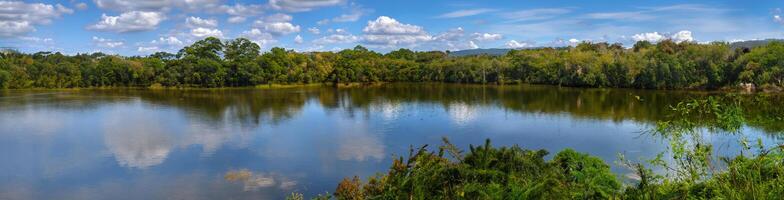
[0,84,780,199]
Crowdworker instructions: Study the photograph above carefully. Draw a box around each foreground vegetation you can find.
[287,96,784,199]
[1,37,784,90]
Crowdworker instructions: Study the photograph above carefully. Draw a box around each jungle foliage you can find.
[2,37,784,90]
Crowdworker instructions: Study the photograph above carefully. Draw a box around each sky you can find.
[0,0,783,55]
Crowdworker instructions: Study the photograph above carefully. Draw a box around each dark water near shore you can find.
[0,84,780,199]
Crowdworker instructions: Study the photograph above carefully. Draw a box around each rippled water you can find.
[0,84,779,199]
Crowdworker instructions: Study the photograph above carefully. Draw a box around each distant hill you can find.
[446,39,782,57]
[730,39,783,49]
[448,48,513,57]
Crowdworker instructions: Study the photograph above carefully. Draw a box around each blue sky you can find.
[0,0,783,55]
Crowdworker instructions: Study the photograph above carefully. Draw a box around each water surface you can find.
[0,84,780,199]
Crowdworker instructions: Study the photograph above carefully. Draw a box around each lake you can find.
[0,84,780,199]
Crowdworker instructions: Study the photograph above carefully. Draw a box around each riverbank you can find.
[3,81,782,94]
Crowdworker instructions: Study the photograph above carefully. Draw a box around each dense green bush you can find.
[294,96,784,199]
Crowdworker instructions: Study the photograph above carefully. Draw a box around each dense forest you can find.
[1,36,783,90]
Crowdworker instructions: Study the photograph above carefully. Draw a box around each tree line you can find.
[1,36,783,90]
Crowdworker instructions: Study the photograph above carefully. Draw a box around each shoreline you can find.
[1,82,782,94]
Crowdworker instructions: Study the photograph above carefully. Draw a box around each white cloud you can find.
[308,27,320,34]
[269,0,344,12]
[93,0,174,12]
[185,16,218,28]
[0,1,74,37]
[501,8,571,22]
[294,35,303,44]
[92,36,124,48]
[316,19,330,25]
[228,16,247,24]
[670,30,693,42]
[137,46,160,52]
[332,10,364,22]
[506,40,530,48]
[632,30,693,43]
[568,38,580,43]
[363,16,426,35]
[775,15,784,24]
[263,22,301,36]
[191,27,223,38]
[434,27,465,42]
[585,11,654,21]
[361,16,433,47]
[153,36,183,46]
[75,2,89,10]
[437,8,495,18]
[467,41,479,49]
[220,3,265,23]
[93,0,222,12]
[429,27,479,50]
[88,11,166,33]
[19,36,54,43]
[137,36,183,53]
[472,33,502,41]
[241,28,277,47]
[631,32,664,42]
[318,4,368,24]
[263,13,294,23]
[182,16,222,38]
[313,32,359,44]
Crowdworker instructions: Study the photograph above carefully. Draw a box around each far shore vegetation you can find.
[2,37,784,92]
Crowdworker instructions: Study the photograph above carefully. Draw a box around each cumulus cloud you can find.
[437,8,495,18]
[318,4,368,25]
[269,0,345,12]
[294,35,303,44]
[506,40,531,48]
[93,0,222,12]
[434,27,465,42]
[220,3,265,23]
[263,13,294,23]
[93,0,174,12]
[191,27,223,38]
[137,36,184,53]
[331,10,364,22]
[154,36,183,46]
[308,27,321,34]
[313,32,359,45]
[472,33,503,41]
[92,36,124,48]
[75,2,89,10]
[467,41,479,49]
[19,36,54,43]
[430,27,483,50]
[631,32,664,42]
[137,46,160,52]
[88,11,166,33]
[361,16,432,46]
[241,28,277,47]
[632,30,693,43]
[0,1,74,37]
[182,16,223,38]
[249,14,300,36]
[263,22,301,36]
[670,30,693,42]
[185,16,218,28]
